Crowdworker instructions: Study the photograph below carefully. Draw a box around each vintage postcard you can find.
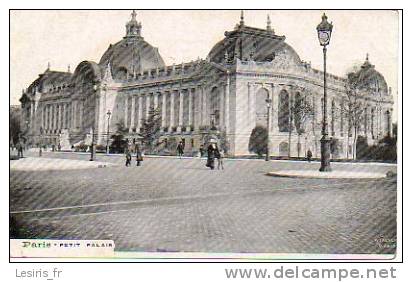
[9,10,400,260]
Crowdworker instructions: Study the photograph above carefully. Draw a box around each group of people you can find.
[125,144,144,167]
[125,140,224,170]
[178,139,224,170]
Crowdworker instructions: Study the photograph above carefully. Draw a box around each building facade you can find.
[19,11,394,158]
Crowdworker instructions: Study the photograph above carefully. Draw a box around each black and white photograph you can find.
[9,9,400,261]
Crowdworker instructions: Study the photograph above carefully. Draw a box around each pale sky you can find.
[10,10,399,118]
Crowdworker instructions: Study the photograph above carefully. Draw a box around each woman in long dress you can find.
[206,141,219,170]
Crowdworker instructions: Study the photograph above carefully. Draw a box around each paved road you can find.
[10,152,397,254]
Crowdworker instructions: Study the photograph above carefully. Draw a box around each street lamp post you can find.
[90,126,95,161]
[265,97,272,161]
[317,13,333,172]
[106,110,111,154]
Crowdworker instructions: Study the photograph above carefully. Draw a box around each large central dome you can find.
[99,11,165,80]
[208,15,301,65]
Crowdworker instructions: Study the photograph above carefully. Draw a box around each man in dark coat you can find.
[177,141,184,158]
[125,150,132,167]
[206,141,219,170]
[17,141,24,158]
[135,144,143,166]
[307,149,313,163]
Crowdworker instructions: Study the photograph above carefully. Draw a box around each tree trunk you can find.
[352,129,358,160]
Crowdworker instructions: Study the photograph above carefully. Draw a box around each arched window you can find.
[115,67,128,80]
[210,87,220,126]
[278,90,290,132]
[279,142,289,156]
[256,88,269,127]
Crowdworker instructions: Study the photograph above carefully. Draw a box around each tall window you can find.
[278,90,289,132]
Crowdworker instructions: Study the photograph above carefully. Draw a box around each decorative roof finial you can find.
[240,10,245,26]
[67,64,71,73]
[47,62,50,71]
[266,15,273,32]
[125,10,142,38]
[366,53,369,61]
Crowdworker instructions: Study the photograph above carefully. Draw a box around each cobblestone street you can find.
[10,152,397,254]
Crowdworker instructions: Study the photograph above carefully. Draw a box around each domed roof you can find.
[349,54,389,96]
[98,11,165,80]
[208,16,301,65]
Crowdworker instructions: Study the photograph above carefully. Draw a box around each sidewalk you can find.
[267,170,388,179]
[29,150,397,167]
[10,157,117,171]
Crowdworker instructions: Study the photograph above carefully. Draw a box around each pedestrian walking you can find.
[125,150,132,167]
[199,144,205,157]
[307,149,313,163]
[135,143,143,166]
[217,150,224,170]
[177,141,184,159]
[17,141,24,158]
[206,140,219,170]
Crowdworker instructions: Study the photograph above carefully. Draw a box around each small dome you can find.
[98,11,165,80]
[349,54,389,96]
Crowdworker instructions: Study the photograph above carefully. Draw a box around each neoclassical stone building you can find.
[19,11,394,158]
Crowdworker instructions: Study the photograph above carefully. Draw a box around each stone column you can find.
[58,104,63,130]
[130,96,135,132]
[201,86,208,126]
[145,94,150,119]
[389,109,393,137]
[53,104,57,130]
[193,88,200,130]
[271,84,279,133]
[170,91,175,129]
[124,96,128,128]
[41,105,44,130]
[247,83,252,125]
[198,86,204,126]
[154,93,159,110]
[219,85,225,129]
[161,92,167,128]
[188,89,193,128]
[225,78,230,131]
[137,95,143,133]
[30,102,35,131]
[62,103,65,129]
[46,105,49,130]
[178,90,183,131]
[72,101,76,129]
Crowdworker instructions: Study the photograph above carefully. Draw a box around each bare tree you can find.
[292,94,314,158]
[140,106,162,153]
[342,72,368,159]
